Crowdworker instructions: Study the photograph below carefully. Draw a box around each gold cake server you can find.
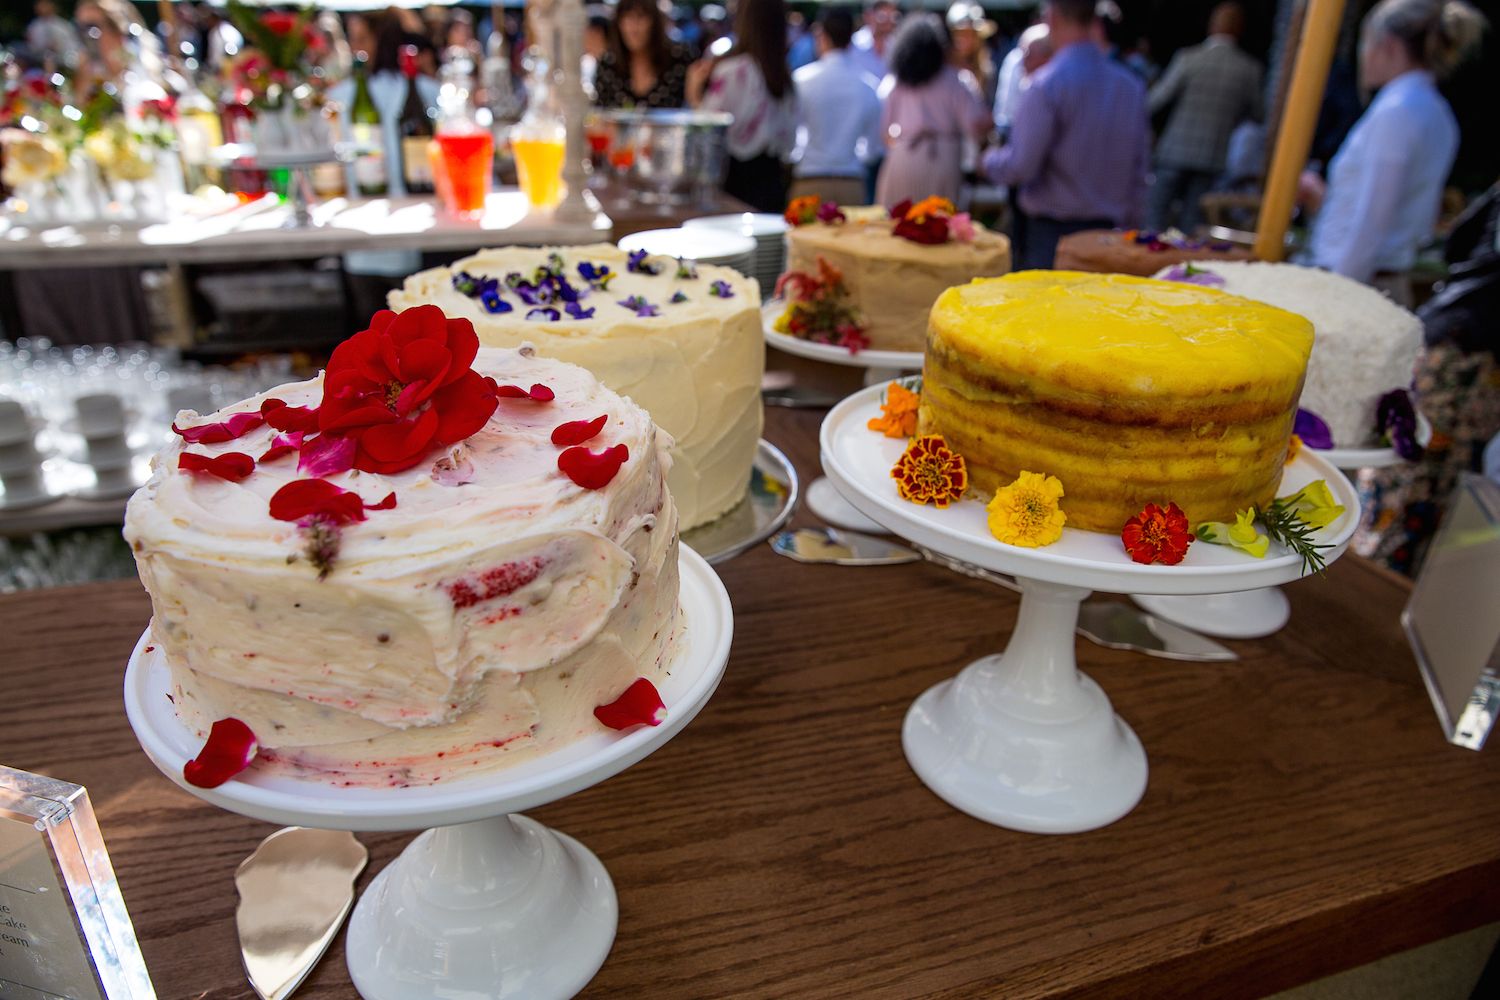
[236,827,368,1000]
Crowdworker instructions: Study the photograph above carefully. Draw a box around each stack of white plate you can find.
[683,213,790,300]
[616,228,758,285]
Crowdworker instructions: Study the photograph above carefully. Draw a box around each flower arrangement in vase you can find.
[224,0,333,157]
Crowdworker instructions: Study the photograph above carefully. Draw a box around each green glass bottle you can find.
[350,55,386,196]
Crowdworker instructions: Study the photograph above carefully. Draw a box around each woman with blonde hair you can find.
[1302,0,1487,293]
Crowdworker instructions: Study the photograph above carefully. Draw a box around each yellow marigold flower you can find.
[867,381,920,438]
[891,434,967,507]
[986,471,1067,547]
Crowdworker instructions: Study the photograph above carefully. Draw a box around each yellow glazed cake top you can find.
[931,270,1314,394]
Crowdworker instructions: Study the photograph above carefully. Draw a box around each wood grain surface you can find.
[3,396,1498,1000]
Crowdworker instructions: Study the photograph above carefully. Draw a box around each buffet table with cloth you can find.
[4,404,1498,999]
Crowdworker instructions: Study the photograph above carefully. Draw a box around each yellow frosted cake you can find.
[781,201,1011,353]
[920,271,1314,532]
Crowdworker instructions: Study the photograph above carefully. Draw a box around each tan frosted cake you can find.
[391,244,763,530]
[1054,228,1253,275]
[920,271,1314,532]
[781,202,1011,352]
[126,312,679,786]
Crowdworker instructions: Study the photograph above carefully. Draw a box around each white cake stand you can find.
[762,299,923,533]
[821,384,1359,834]
[1132,413,1431,638]
[123,547,733,1000]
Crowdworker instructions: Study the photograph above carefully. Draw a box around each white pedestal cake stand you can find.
[1131,413,1430,639]
[123,547,733,1000]
[821,384,1360,834]
[762,299,922,533]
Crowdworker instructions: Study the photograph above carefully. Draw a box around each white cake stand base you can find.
[124,547,733,1000]
[346,815,616,1000]
[903,579,1147,833]
[1132,586,1290,640]
[807,475,887,533]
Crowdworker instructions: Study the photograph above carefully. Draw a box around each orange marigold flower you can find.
[906,196,956,222]
[867,381,920,438]
[785,195,821,226]
[891,434,967,507]
[1121,502,1194,565]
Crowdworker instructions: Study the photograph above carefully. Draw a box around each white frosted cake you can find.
[126,315,679,787]
[390,244,764,530]
[1157,261,1422,447]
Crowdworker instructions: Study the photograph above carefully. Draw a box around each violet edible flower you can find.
[709,280,734,298]
[526,307,561,322]
[1294,409,1334,450]
[617,294,660,317]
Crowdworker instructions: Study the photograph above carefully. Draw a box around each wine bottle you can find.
[397,45,435,195]
[350,55,386,196]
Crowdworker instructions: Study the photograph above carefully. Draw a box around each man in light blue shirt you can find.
[790,8,883,207]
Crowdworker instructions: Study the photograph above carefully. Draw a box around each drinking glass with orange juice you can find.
[511,118,565,211]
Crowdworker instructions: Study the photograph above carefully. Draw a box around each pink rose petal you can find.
[297,434,356,477]
[183,717,259,788]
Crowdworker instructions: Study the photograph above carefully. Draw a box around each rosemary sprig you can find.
[1257,498,1333,575]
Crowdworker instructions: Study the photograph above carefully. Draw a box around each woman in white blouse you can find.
[687,0,798,212]
[1301,0,1486,298]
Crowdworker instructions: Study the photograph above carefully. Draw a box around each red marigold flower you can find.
[317,306,499,474]
[891,434,967,507]
[558,443,628,490]
[261,398,320,432]
[178,451,255,482]
[1121,502,1195,565]
[269,479,397,525]
[172,411,264,444]
[550,414,607,447]
[183,717,259,788]
[594,678,666,730]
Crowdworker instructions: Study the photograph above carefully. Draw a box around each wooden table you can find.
[5,404,1498,999]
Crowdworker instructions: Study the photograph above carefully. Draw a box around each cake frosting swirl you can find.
[125,344,679,786]
[390,244,763,530]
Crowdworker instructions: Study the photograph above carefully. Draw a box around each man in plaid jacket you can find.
[1146,2,1263,232]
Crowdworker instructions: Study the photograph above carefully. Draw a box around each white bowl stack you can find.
[683,213,790,300]
[616,227,758,287]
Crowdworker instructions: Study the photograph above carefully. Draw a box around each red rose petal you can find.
[270,479,367,524]
[259,431,304,462]
[356,407,440,472]
[496,382,555,401]
[171,412,264,444]
[182,717,259,788]
[593,678,666,730]
[297,433,356,477]
[558,443,629,490]
[367,492,398,511]
[430,372,499,446]
[260,398,320,433]
[551,414,608,447]
[178,451,256,482]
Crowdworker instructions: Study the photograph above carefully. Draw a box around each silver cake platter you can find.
[681,438,799,564]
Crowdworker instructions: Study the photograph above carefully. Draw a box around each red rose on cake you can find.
[318,305,500,474]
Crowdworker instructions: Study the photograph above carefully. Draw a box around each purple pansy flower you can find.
[526,307,561,322]
[670,290,688,304]
[626,249,661,275]
[479,288,513,314]
[1294,409,1334,450]
[1377,389,1423,460]
[577,261,614,290]
[709,280,734,298]
[618,294,659,318]
[1161,263,1225,287]
[565,301,595,320]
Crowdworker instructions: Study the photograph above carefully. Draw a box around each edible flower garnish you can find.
[1161,261,1226,286]
[988,471,1067,547]
[480,288,513,314]
[296,433,355,477]
[1287,433,1303,462]
[1121,501,1193,564]
[891,434,967,508]
[784,195,821,226]
[259,431,303,463]
[626,249,661,275]
[867,381,920,439]
[577,261,614,290]
[495,382,555,401]
[675,258,698,280]
[261,398,319,433]
[551,414,607,447]
[816,200,846,224]
[269,479,398,526]
[1293,408,1334,450]
[183,717,259,788]
[178,451,255,482]
[709,280,734,298]
[171,411,264,444]
[1276,479,1345,529]
[594,678,666,730]
[618,294,660,317]
[891,196,963,245]
[564,301,595,320]
[558,443,629,489]
[948,212,976,243]
[450,271,499,298]
[671,290,688,303]
[526,307,561,322]
[774,256,868,352]
[1194,508,1269,558]
[1377,388,1423,460]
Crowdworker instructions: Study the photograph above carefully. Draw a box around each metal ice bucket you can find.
[603,109,733,206]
